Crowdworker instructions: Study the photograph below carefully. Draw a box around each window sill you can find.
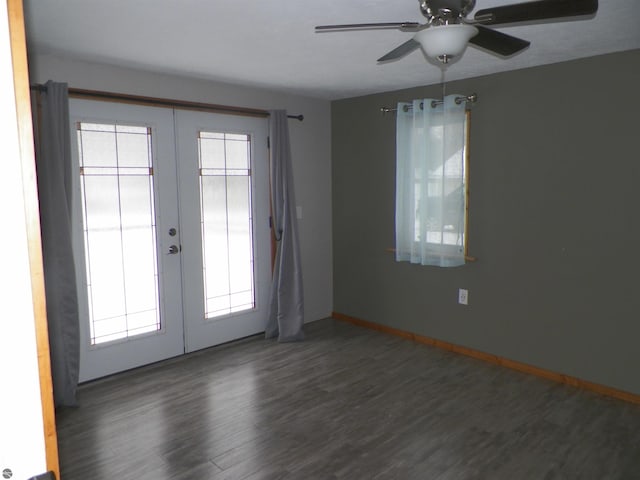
[385,248,477,262]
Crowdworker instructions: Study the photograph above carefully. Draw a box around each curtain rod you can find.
[30,84,304,121]
[380,93,477,115]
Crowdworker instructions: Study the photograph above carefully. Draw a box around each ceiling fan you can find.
[316,0,598,64]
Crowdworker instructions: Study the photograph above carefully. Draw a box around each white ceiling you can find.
[23,0,640,100]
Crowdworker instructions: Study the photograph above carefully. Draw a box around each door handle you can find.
[168,245,180,254]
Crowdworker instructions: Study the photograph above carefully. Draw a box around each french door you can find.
[69,99,270,381]
[175,110,271,352]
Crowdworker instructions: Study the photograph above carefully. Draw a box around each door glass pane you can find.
[198,131,255,318]
[77,122,160,345]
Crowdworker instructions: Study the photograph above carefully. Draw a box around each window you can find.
[76,122,161,344]
[395,96,470,267]
[197,131,256,318]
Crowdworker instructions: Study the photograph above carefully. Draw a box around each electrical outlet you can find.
[458,288,468,305]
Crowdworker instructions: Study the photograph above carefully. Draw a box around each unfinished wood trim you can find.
[65,87,270,119]
[33,85,306,120]
[463,110,471,258]
[8,0,60,476]
[332,312,640,406]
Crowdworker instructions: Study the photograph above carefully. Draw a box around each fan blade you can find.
[469,26,530,56]
[377,39,421,62]
[474,0,598,26]
[315,22,420,31]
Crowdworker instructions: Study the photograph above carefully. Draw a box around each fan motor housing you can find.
[420,0,476,20]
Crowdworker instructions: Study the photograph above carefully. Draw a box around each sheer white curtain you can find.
[396,95,467,267]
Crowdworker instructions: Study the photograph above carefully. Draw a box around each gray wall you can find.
[30,53,333,324]
[332,49,640,395]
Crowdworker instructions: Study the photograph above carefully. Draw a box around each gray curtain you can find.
[265,110,305,342]
[34,81,80,407]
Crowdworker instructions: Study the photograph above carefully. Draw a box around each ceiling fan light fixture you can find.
[414,24,478,63]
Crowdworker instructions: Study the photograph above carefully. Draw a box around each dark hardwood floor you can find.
[56,318,640,479]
